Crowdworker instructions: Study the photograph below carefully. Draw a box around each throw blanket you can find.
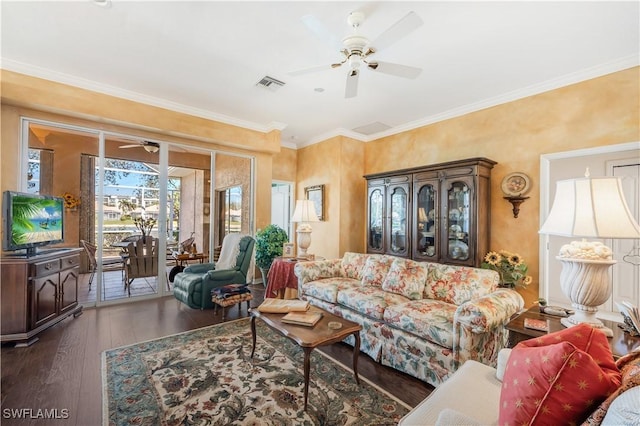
[216,233,255,284]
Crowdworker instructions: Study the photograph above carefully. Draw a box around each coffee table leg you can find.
[303,347,313,410]
[352,331,360,385]
[250,316,257,358]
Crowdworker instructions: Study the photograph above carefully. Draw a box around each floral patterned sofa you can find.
[294,252,524,387]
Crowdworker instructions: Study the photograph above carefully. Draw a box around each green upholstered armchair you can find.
[173,235,255,309]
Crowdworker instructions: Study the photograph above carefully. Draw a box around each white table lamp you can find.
[291,200,320,258]
[539,170,640,336]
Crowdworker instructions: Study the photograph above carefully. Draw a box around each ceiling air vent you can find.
[353,122,392,135]
[256,76,285,92]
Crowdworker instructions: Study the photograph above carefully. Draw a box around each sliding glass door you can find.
[21,118,254,307]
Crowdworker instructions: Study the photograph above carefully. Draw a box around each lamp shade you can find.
[291,200,319,223]
[539,176,640,238]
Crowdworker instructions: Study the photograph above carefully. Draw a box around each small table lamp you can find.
[539,170,640,336]
[291,200,320,258]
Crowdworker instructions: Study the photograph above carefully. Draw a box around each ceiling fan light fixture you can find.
[348,54,362,69]
[143,144,159,153]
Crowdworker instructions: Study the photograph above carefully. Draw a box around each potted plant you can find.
[255,224,289,282]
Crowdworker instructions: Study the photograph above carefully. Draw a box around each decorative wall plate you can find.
[501,172,531,197]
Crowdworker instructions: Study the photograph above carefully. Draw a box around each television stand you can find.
[1,248,83,346]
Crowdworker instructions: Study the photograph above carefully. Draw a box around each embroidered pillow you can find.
[424,263,497,305]
[499,324,621,426]
[360,255,394,287]
[381,258,429,300]
[341,252,369,280]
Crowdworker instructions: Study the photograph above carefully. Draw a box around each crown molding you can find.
[1,59,282,135]
[4,54,637,150]
[365,54,640,141]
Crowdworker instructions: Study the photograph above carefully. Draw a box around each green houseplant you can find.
[255,224,289,282]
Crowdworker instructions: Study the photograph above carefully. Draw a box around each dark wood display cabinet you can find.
[1,248,83,346]
[365,157,496,267]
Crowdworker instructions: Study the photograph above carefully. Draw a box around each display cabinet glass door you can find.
[367,186,385,253]
[414,181,438,260]
[387,184,410,257]
[442,178,473,263]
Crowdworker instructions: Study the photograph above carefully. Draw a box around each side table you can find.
[265,257,300,299]
[506,306,640,359]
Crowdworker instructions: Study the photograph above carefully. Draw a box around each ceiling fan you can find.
[289,11,423,98]
[119,141,160,153]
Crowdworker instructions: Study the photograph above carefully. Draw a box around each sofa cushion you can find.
[301,277,360,304]
[425,263,498,305]
[360,255,394,287]
[341,252,370,280]
[384,300,456,348]
[381,258,430,300]
[337,286,410,320]
[499,324,621,426]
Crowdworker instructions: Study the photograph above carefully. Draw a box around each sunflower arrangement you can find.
[62,192,81,209]
[481,250,532,289]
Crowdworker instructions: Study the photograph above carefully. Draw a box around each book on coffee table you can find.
[257,298,310,313]
[281,311,323,327]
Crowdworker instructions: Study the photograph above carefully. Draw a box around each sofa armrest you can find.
[398,360,501,426]
[435,409,484,426]
[452,289,524,368]
[294,259,342,283]
[184,262,215,274]
[294,259,343,298]
[206,268,239,282]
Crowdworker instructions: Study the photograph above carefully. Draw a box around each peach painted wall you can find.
[272,147,297,182]
[363,67,640,306]
[297,135,365,259]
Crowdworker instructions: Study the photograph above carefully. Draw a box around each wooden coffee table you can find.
[250,305,362,410]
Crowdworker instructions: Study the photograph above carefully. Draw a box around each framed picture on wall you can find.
[282,243,295,258]
[305,184,324,221]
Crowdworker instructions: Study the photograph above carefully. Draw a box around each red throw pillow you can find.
[499,324,621,425]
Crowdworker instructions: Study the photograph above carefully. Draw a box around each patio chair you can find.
[173,234,255,309]
[123,237,159,296]
[80,239,124,291]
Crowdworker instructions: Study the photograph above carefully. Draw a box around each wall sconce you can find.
[504,196,529,218]
[501,172,531,218]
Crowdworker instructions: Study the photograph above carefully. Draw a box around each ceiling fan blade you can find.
[119,144,141,149]
[371,11,423,52]
[345,69,359,98]
[288,64,333,76]
[369,61,422,79]
[301,14,343,51]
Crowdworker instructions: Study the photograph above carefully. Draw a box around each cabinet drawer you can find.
[34,259,61,277]
[60,254,80,270]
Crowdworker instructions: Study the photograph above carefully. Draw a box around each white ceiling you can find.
[2,1,638,149]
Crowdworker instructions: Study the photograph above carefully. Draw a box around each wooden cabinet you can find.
[365,158,496,267]
[366,174,411,258]
[1,248,83,346]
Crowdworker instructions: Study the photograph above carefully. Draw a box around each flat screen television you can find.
[2,191,64,257]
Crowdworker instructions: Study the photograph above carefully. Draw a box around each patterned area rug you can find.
[102,318,411,425]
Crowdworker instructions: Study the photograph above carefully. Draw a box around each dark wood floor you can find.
[1,285,433,425]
